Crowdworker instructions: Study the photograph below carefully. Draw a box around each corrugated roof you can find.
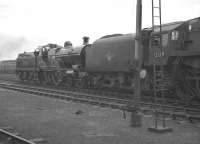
[144,21,184,33]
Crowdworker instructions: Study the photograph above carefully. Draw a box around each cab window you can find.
[171,30,179,40]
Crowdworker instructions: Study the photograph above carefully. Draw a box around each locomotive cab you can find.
[147,21,185,65]
[184,17,200,51]
[146,17,200,102]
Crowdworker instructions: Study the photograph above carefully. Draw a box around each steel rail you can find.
[0,129,36,144]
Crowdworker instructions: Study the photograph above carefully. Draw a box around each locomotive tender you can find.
[16,17,200,102]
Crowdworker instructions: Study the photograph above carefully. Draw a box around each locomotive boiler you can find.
[16,17,200,103]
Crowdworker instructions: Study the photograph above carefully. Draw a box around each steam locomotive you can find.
[16,17,200,102]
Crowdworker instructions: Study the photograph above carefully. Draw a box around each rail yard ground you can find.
[0,83,200,144]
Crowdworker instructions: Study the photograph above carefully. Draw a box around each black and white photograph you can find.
[0,0,200,143]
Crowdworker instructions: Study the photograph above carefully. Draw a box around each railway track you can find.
[0,78,180,104]
[0,128,46,144]
[0,81,200,122]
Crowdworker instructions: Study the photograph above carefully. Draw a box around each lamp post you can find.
[34,50,39,81]
[130,0,143,127]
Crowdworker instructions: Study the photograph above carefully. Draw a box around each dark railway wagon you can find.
[0,60,16,74]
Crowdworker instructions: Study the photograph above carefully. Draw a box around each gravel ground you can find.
[0,87,200,144]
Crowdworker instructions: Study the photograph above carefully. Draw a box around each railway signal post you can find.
[148,0,172,133]
[130,0,143,127]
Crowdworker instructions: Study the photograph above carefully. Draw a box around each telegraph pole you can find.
[130,0,143,127]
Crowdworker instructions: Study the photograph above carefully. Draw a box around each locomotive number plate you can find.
[153,51,165,58]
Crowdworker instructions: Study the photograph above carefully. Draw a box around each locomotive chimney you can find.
[83,36,89,45]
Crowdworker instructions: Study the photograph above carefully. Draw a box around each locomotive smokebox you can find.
[83,36,89,45]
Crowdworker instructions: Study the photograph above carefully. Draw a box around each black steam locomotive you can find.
[16,17,200,102]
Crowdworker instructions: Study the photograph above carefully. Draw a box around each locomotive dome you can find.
[64,41,73,48]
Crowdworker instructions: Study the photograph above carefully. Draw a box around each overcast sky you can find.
[0,0,199,60]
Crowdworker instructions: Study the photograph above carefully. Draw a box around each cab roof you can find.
[143,17,200,33]
[143,21,184,33]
